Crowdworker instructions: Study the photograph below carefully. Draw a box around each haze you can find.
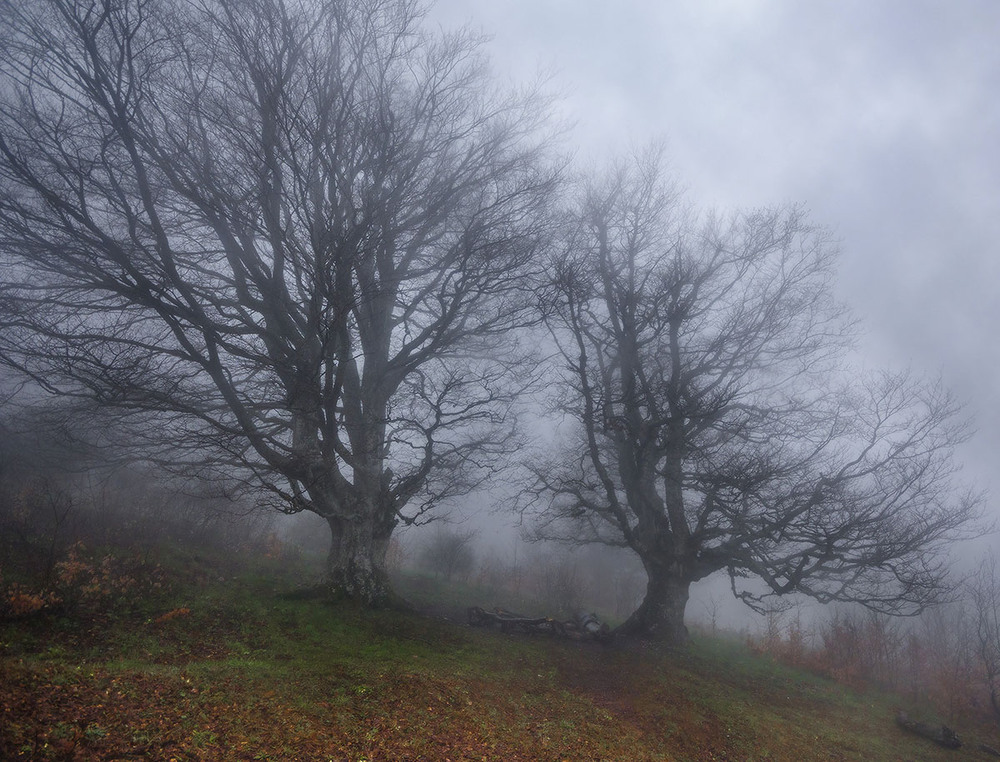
[425,0,1000,530]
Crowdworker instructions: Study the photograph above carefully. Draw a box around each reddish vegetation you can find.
[0,643,786,761]
[3,533,999,759]
[1,543,169,623]
[7,597,994,762]
[748,606,1000,730]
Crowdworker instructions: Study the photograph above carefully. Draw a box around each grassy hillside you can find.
[2,550,997,761]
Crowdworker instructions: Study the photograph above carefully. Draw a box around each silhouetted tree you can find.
[529,147,980,643]
[0,0,558,603]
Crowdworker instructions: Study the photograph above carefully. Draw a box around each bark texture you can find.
[325,515,394,604]
[617,570,691,645]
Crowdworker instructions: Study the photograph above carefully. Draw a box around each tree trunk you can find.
[325,515,393,606]
[616,566,691,645]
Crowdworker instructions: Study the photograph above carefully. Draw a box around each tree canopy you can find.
[529,149,980,642]
[0,0,979,632]
[0,0,558,602]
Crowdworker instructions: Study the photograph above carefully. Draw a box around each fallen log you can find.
[467,606,554,633]
[895,712,962,750]
[467,606,610,642]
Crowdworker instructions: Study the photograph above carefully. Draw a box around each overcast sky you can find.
[427,0,1000,514]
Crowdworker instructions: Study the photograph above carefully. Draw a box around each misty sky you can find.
[428,0,1000,515]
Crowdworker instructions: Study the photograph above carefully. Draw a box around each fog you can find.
[1,0,995,639]
[424,0,1000,484]
[4,3,1000,756]
[394,0,1000,630]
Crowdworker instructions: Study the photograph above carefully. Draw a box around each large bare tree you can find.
[0,0,558,602]
[531,149,980,643]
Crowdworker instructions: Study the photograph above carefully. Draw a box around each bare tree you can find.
[0,0,558,603]
[529,147,980,643]
[969,553,1000,721]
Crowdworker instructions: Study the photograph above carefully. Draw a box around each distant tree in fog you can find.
[417,527,477,582]
[969,553,1000,720]
[529,147,981,644]
[0,0,558,604]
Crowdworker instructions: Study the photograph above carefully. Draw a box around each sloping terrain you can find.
[2,555,997,761]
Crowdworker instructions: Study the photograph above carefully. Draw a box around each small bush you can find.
[0,543,170,621]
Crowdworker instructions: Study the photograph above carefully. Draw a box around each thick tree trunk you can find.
[616,566,691,645]
[325,515,393,605]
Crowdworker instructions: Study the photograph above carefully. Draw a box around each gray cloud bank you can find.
[429,0,1000,505]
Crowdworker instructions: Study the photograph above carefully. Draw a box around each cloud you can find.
[427,0,1000,509]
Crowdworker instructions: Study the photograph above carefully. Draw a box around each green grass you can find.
[2,554,998,761]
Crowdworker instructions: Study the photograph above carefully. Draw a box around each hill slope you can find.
[2,557,996,761]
